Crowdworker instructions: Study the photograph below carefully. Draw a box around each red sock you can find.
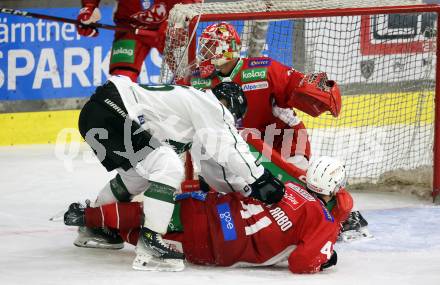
[85,202,143,230]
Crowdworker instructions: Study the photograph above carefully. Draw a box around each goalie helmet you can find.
[212,82,247,120]
[198,22,241,68]
[306,156,346,196]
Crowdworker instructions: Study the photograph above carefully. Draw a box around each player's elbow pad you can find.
[249,169,285,204]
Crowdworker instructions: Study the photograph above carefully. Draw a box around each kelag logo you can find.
[241,68,267,82]
[0,7,162,101]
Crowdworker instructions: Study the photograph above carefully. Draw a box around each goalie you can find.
[187,22,342,171]
[64,156,353,273]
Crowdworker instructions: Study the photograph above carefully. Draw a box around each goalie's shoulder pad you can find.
[290,72,342,117]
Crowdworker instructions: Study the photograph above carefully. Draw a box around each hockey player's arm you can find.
[186,88,285,203]
[267,59,305,107]
[288,238,337,273]
[190,96,263,182]
[331,188,353,223]
[288,207,338,273]
[77,0,102,37]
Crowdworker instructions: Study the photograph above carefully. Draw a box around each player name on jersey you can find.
[269,207,293,231]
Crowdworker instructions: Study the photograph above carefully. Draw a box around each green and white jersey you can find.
[109,75,264,192]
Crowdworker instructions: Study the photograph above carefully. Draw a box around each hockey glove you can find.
[130,3,168,30]
[76,4,101,37]
[331,188,353,223]
[320,250,337,270]
[249,169,285,204]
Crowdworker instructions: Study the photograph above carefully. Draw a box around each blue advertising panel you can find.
[0,7,162,101]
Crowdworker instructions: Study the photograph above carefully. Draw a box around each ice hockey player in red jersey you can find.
[76,0,201,81]
[188,22,342,171]
[64,156,353,273]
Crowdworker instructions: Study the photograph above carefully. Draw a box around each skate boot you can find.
[339,211,373,242]
[74,226,124,250]
[63,200,124,249]
[132,227,184,272]
[64,202,87,226]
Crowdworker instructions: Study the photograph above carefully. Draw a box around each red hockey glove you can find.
[130,3,168,30]
[76,4,101,37]
[331,188,353,223]
[289,72,342,118]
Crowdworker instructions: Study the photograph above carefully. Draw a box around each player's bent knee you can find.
[117,168,150,196]
[95,174,134,206]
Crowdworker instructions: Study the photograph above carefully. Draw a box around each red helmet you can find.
[198,22,241,67]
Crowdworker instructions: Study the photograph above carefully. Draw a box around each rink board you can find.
[0,90,433,145]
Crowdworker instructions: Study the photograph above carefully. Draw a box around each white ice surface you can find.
[0,145,439,285]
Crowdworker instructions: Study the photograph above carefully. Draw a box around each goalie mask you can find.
[212,82,247,120]
[198,22,241,68]
[306,156,346,196]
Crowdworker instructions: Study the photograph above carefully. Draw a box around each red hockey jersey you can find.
[83,182,346,274]
[190,57,310,158]
[179,181,341,273]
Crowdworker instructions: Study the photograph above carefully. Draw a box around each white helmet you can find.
[306,156,346,196]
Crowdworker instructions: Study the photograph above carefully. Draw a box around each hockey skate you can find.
[64,202,87,226]
[132,227,185,272]
[74,226,125,250]
[63,201,124,249]
[339,211,373,242]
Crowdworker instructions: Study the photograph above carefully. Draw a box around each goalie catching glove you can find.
[289,72,342,118]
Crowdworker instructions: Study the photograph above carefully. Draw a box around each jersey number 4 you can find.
[320,241,333,259]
